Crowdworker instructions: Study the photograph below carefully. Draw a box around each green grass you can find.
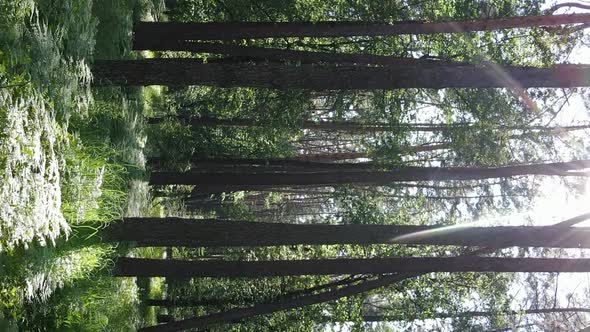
[0,0,165,330]
[133,247,166,327]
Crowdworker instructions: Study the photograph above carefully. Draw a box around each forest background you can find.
[1,0,590,331]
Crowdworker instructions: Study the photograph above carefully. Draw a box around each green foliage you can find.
[35,0,98,60]
[149,87,307,162]
[92,0,134,60]
[335,187,389,225]
[0,0,160,330]
[23,274,141,331]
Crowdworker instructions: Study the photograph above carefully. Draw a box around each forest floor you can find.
[0,0,169,330]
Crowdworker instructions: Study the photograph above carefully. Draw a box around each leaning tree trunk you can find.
[132,13,590,44]
[134,214,589,332]
[148,159,590,189]
[103,218,590,249]
[147,299,590,318]
[138,273,414,332]
[145,276,364,308]
[114,257,590,278]
[92,60,590,89]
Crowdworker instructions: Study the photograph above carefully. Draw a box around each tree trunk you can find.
[114,257,590,278]
[409,143,450,153]
[148,159,590,188]
[486,325,535,332]
[556,212,590,228]
[385,193,528,200]
[92,60,590,89]
[138,274,414,332]
[147,155,372,172]
[157,149,442,171]
[133,41,461,67]
[360,308,590,322]
[134,214,588,332]
[148,116,590,134]
[164,0,177,10]
[146,276,365,309]
[185,158,375,170]
[289,152,368,161]
[103,218,590,249]
[147,115,438,133]
[146,298,231,308]
[147,152,370,168]
[132,14,590,43]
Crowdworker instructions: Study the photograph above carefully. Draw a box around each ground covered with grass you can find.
[0,0,166,330]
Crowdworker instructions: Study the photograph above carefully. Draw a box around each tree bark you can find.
[147,298,590,319]
[150,149,443,171]
[289,152,368,161]
[138,274,414,332]
[147,115,430,133]
[146,298,231,308]
[184,158,376,170]
[486,325,535,332]
[92,59,590,89]
[134,41,461,66]
[360,308,590,322]
[147,154,371,171]
[148,159,590,188]
[133,14,590,43]
[103,218,590,249]
[134,213,590,332]
[115,257,590,278]
[146,277,365,309]
[147,116,590,134]
[554,212,590,228]
[164,0,177,10]
[385,193,528,200]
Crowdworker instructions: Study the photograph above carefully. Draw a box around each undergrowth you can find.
[0,0,164,330]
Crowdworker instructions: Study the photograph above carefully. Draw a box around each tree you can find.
[138,273,414,332]
[138,213,586,331]
[147,300,590,321]
[146,276,367,308]
[148,154,372,171]
[104,217,590,249]
[132,13,590,45]
[148,159,590,189]
[359,308,590,322]
[115,257,590,278]
[92,60,590,88]
[148,115,590,134]
[149,148,446,172]
[133,41,462,66]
